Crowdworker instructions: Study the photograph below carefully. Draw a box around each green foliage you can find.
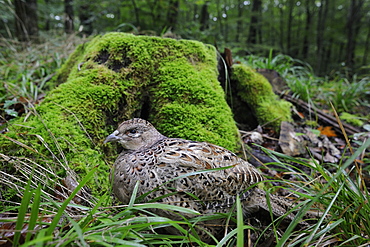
[236,51,317,102]
[320,76,370,113]
[0,33,88,113]
[3,137,370,245]
[259,138,370,246]
[0,159,231,246]
[238,50,314,79]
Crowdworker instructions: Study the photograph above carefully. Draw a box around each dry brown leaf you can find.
[317,126,337,137]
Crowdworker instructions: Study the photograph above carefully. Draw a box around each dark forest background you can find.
[1,2,370,246]
[1,0,370,77]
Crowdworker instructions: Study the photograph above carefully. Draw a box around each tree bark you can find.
[279,6,285,52]
[345,0,365,73]
[45,0,50,31]
[166,0,179,31]
[247,0,262,44]
[78,4,93,35]
[222,0,228,42]
[14,0,38,41]
[316,0,329,75]
[199,1,210,31]
[216,0,224,40]
[131,0,140,27]
[64,0,74,34]
[235,1,243,42]
[362,22,370,65]
[302,0,312,59]
[193,3,198,22]
[286,0,294,54]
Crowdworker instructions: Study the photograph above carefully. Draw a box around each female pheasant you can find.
[104,118,303,242]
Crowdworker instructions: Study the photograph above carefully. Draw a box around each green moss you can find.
[305,120,319,127]
[1,32,238,204]
[151,58,237,150]
[231,64,292,129]
[340,112,364,127]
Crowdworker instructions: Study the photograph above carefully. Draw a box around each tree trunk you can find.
[14,0,38,41]
[279,5,285,52]
[235,1,243,42]
[193,3,198,22]
[345,0,365,73]
[166,0,179,31]
[78,4,93,35]
[321,37,332,73]
[222,1,228,42]
[200,1,210,31]
[64,0,74,34]
[286,0,294,54]
[45,0,50,31]
[302,0,312,59]
[316,0,329,75]
[247,0,262,44]
[266,2,276,47]
[131,0,140,27]
[362,22,370,65]
[216,0,224,40]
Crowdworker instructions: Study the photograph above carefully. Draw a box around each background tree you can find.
[167,0,180,31]
[345,0,366,74]
[363,18,370,65]
[64,0,74,34]
[315,0,329,74]
[14,0,39,41]
[247,0,262,44]
[302,0,313,59]
[235,1,244,42]
[131,0,140,28]
[78,3,94,35]
[286,0,295,55]
[199,1,210,31]
[1,0,369,77]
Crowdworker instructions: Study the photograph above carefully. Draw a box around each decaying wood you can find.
[255,68,363,136]
[281,93,362,136]
[217,48,362,137]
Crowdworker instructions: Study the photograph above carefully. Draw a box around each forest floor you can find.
[1,33,370,246]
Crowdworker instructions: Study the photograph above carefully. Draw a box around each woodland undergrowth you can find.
[1,32,370,246]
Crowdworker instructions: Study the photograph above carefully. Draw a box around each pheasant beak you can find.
[104,130,120,144]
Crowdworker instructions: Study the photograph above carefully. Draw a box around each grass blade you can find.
[236,195,244,247]
[24,184,42,243]
[14,179,32,246]
[46,166,97,236]
[20,229,53,247]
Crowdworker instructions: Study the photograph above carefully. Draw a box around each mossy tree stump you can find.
[1,33,292,204]
[1,33,241,200]
[230,64,292,129]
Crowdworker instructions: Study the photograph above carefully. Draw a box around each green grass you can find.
[259,139,370,246]
[1,137,370,245]
[2,33,370,246]
[0,32,88,117]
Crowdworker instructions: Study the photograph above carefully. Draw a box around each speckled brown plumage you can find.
[105,118,301,242]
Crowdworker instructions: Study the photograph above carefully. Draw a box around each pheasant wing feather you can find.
[156,139,265,208]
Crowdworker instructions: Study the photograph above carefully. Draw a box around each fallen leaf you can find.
[317,126,337,137]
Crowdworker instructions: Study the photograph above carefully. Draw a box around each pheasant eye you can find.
[127,129,137,135]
